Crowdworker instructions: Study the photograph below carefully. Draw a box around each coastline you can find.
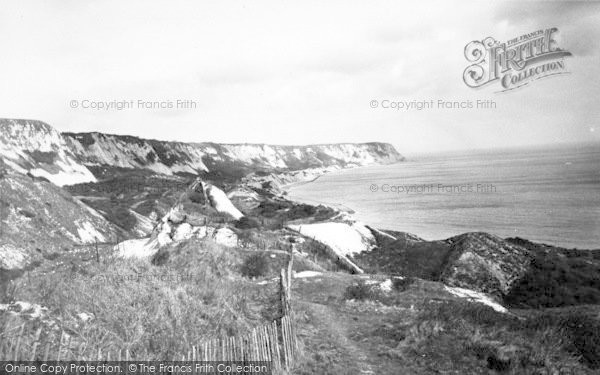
[278,160,599,251]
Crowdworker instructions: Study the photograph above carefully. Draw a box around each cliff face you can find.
[0,119,404,186]
[0,119,96,186]
[63,132,404,176]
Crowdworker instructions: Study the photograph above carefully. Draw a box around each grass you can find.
[252,199,336,223]
[353,238,451,279]
[357,233,600,311]
[343,280,383,302]
[3,239,277,360]
[405,300,600,373]
[392,276,416,292]
[311,273,600,374]
[504,244,600,309]
[25,150,58,164]
[240,253,269,278]
[66,172,192,232]
[295,237,345,272]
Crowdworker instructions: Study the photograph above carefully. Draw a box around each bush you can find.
[112,206,137,231]
[234,217,261,230]
[241,253,269,278]
[505,249,600,309]
[407,300,593,373]
[188,191,205,204]
[526,312,600,369]
[18,209,36,218]
[343,280,382,301]
[392,276,415,292]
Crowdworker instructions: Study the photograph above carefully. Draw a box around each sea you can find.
[286,144,600,250]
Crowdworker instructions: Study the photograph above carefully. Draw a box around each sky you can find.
[1,0,599,154]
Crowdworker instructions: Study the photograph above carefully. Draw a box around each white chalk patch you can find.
[294,271,322,278]
[380,279,393,292]
[444,286,508,313]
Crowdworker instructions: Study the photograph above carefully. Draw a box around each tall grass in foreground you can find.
[2,239,277,359]
[341,279,599,373]
[408,300,600,373]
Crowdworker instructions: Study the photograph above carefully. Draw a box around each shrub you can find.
[151,248,170,266]
[234,217,261,230]
[256,201,288,218]
[112,206,137,231]
[504,239,600,309]
[18,209,36,218]
[343,280,382,301]
[526,312,600,369]
[241,253,269,278]
[188,191,205,204]
[0,280,18,304]
[505,249,600,309]
[567,315,600,369]
[392,276,415,292]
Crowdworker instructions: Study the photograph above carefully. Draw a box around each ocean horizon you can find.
[286,143,600,249]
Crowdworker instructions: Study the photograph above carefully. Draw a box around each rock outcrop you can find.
[441,232,531,297]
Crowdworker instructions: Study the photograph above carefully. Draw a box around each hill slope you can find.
[0,172,118,273]
[0,119,96,186]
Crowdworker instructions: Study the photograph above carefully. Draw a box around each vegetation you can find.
[111,206,137,231]
[187,190,205,204]
[398,299,599,373]
[254,199,335,223]
[3,240,274,359]
[354,238,451,279]
[66,173,191,233]
[358,235,600,310]
[392,276,416,292]
[199,160,253,185]
[343,280,383,302]
[241,253,269,278]
[234,216,261,230]
[504,243,600,308]
[25,150,58,164]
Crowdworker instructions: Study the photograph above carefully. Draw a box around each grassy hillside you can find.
[354,233,600,310]
[3,239,282,359]
[504,238,600,308]
[290,272,600,374]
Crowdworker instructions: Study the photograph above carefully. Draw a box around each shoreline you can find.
[279,164,599,251]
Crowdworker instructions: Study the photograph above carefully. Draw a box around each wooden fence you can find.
[0,315,297,372]
[0,255,298,373]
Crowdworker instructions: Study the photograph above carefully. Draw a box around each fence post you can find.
[286,251,293,292]
[280,269,290,317]
[13,324,25,361]
[56,330,64,361]
[280,318,289,371]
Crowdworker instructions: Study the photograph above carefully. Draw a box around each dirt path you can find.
[290,272,404,374]
[300,301,377,374]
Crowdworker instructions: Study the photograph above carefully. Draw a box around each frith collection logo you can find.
[463,28,572,92]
